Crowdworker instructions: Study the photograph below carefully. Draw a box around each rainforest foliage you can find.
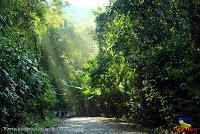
[0,0,95,128]
[82,0,200,128]
[0,0,199,130]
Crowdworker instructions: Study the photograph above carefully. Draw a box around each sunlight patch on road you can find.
[68,117,94,121]
[67,117,116,123]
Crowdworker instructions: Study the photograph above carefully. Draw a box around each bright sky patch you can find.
[66,0,109,8]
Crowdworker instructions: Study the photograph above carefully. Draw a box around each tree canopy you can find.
[82,0,200,128]
[0,0,199,131]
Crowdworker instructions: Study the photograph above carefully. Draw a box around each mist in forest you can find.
[1,0,199,132]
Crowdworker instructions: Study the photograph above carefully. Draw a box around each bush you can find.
[0,40,57,128]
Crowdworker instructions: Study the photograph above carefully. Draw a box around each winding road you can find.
[44,117,147,134]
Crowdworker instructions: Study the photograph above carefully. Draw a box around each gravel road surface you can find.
[44,117,147,134]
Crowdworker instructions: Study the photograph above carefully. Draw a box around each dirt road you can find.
[44,117,147,134]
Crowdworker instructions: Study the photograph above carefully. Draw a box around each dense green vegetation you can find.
[0,0,95,129]
[0,0,199,132]
[82,0,200,129]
